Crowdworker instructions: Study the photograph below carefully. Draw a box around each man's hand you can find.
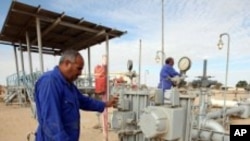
[105,95,118,107]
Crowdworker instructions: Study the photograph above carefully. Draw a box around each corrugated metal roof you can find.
[0,1,126,55]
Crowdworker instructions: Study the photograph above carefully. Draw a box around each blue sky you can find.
[0,0,250,87]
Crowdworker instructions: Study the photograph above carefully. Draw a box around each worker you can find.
[158,57,180,91]
[34,50,117,141]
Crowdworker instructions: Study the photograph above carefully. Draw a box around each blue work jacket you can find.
[35,66,105,141]
[158,64,179,91]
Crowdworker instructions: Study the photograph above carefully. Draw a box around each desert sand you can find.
[0,101,119,141]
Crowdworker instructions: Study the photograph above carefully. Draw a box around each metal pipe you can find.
[210,98,238,108]
[202,119,225,132]
[180,96,195,141]
[198,60,209,124]
[192,128,229,141]
[198,88,207,125]
[206,106,245,119]
[203,59,207,78]
[36,18,44,73]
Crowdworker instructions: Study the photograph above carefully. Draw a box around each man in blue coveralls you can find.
[34,49,117,141]
[158,57,180,91]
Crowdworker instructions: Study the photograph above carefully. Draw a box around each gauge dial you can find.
[178,57,191,72]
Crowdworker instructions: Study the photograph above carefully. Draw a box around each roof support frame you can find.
[11,8,118,37]
[71,30,106,50]
[25,48,60,55]
[59,17,84,36]
[52,18,85,47]
[15,6,41,41]
[1,0,126,56]
[1,40,61,54]
[31,12,65,45]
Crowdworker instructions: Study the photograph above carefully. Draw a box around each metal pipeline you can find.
[198,88,208,123]
[201,119,225,133]
[210,98,238,108]
[206,106,245,119]
[180,96,195,141]
[192,128,229,141]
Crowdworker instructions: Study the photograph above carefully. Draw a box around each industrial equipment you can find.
[110,58,250,141]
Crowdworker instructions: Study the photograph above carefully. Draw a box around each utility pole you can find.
[161,0,165,66]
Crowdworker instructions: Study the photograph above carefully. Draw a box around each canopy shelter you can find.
[0,0,126,95]
[0,0,126,127]
[0,1,125,55]
[0,0,126,76]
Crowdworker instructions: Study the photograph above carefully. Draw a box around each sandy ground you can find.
[0,101,119,141]
[0,91,250,141]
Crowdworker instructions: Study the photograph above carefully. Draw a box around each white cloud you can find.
[0,0,250,86]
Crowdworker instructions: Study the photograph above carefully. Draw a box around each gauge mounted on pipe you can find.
[178,56,191,73]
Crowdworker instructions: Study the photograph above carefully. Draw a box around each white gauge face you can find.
[178,57,191,72]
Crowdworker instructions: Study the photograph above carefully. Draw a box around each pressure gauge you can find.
[178,57,191,72]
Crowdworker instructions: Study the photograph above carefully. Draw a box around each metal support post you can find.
[138,39,141,85]
[217,33,230,129]
[36,17,44,73]
[26,32,33,78]
[19,41,25,75]
[13,46,20,86]
[87,48,91,86]
[103,33,109,141]
[161,0,165,65]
